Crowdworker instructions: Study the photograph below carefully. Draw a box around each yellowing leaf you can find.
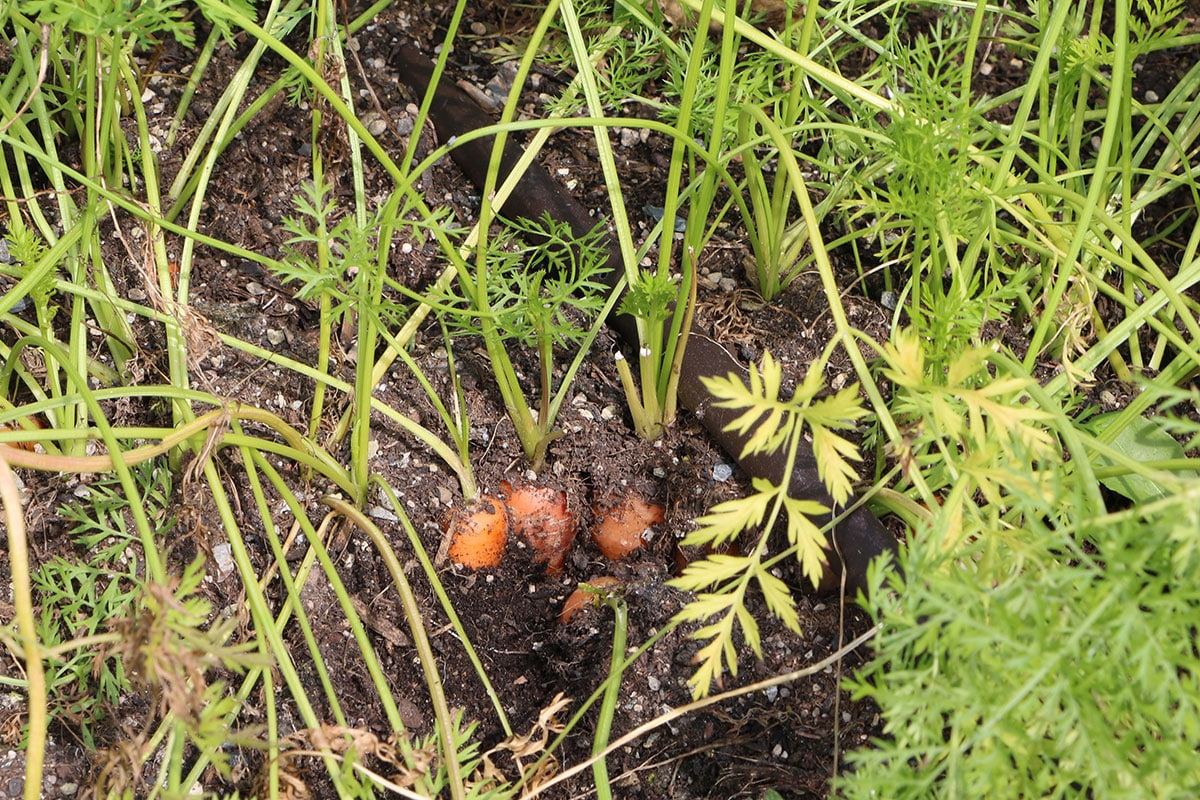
[688,634,733,698]
[740,407,792,457]
[782,494,830,587]
[671,591,737,622]
[703,356,798,457]
[672,347,870,696]
[670,555,755,592]
[756,350,785,403]
[945,344,990,387]
[807,385,868,428]
[757,570,800,633]
[795,359,827,404]
[882,329,926,388]
[812,426,862,506]
[681,486,778,548]
[929,393,965,439]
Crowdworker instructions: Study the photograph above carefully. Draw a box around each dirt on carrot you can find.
[501,480,578,575]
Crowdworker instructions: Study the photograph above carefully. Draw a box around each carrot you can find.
[0,416,46,452]
[446,495,508,569]
[501,480,577,575]
[592,492,665,561]
[559,576,621,624]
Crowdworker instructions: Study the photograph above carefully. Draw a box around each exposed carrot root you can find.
[502,480,578,576]
[559,576,621,624]
[592,492,665,561]
[446,494,508,569]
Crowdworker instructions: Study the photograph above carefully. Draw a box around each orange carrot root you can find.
[559,576,622,624]
[502,480,577,575]
[447,495,509,569]
[592,492,665,561]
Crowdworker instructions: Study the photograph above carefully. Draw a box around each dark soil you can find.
[3,2,1198,799]
[1,5,886,798]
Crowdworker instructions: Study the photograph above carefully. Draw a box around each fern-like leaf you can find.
[679,481,777,549]
[672,554,756,593]
[756,569,800,633]
[782,495,830,587]
[673,348,871,694]
[701,351,798,457]
[811,426,862,507]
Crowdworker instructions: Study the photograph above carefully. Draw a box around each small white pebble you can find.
[367,505,399,522]
[212,543,234,576]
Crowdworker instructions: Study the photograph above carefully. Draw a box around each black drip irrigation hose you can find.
[390,44,898,595]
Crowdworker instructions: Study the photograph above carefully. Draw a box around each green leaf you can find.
[619,269,678,323]
[30,0,196,47]
[1086,412,1195,503]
